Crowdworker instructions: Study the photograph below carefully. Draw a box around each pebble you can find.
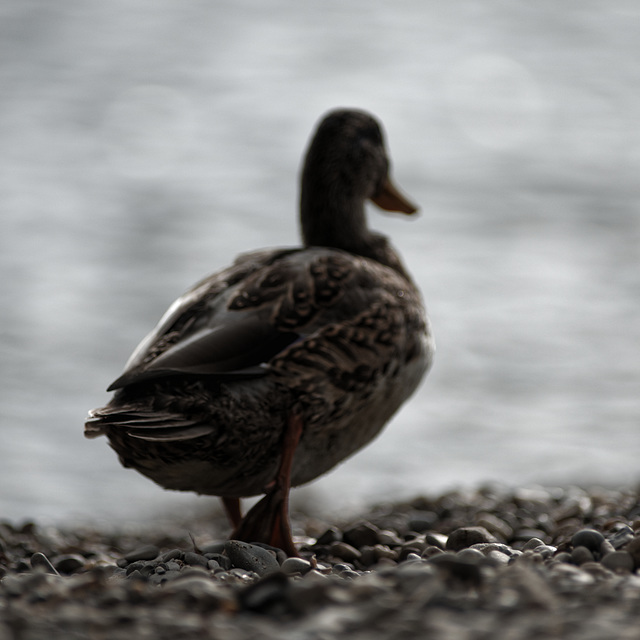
[530,545,556,559]
[427,552,483,585]
[623,536,640,567]
[315,527,342,546]
[158,548,184,563]
[599,540,615,556]
[600,551,634,573]
[476,513,513,540]
[571,546,595,566]
[608,525,634,550]
[329,541,362,562]
[571,529,605,552]
[53,554,85,574]
[522,537,546,551]
[377,529,403,547]
[30,553,59,576]
[183,551,209,568]
[424,532,447,549]
[281,557,313,576]
[342,521,380,548]
[445,527,497,551]
[123,544,160,563]
[224,540,280,576]
[3,485,640,639]
[238,572,290,613]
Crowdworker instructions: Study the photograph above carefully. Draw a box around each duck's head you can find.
[299,109,418,271]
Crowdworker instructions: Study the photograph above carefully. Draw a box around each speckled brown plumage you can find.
[85,108,435,554]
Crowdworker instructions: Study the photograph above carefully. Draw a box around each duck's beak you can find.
[371,177,418,215]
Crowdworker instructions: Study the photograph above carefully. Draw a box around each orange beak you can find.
[370,176,418,215]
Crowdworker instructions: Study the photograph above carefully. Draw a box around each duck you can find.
[85,108,434,556]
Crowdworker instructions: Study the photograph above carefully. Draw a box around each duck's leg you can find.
[221,497,243,529]
[231,413,303,557]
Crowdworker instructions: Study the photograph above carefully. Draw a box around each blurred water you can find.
[1,1,639,524]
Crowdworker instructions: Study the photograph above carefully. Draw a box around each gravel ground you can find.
[2,485,640,639]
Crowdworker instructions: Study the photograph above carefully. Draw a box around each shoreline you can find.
[2,484,640,639]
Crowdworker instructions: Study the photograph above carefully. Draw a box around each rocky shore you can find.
[2,484,640,639]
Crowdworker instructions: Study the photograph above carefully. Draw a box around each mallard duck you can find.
[85,108,434,556]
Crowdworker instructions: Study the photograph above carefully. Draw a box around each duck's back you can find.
[86,245,433,496]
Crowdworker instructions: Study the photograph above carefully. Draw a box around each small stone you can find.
[571,546,594,566]
[531,545,556,559]
[399,545,424,561]
[601,550,634,573]
[401,537,427,554]
[342,521,380,548]
[512,529,548,543]
[571,529,604,552]
[427,552,483,585]
[183,552,209,568]
[522,537,546,551]
[281,557,312,576]
[446,527,496,552]
[455,548,484,563]
[600,540,615,557]
[229,567,255,580]
[125,561,146,576]
[163,574,229,608]
[332,562,355,574]
[377,530,402,547]
[421,546,444,559]
[424,533,447,549]
[238,572,289,613]
[159,548,184,563]
[339,569,360,580]
[206,553,231,571]
[224,540,280,576]
[53,554,85,574]
[486,549,511,565]
[470,543,519,557]
[476,513,513,540]
[30,553,59,576]
[315,527,341,546]
[373,544,398,561]
[329,541,362,562]
[359,546,377,566]
[200,541,226,555]
[624,536,640,568]
[404,552,422,563]
[123,544,159,563]
[554,552,573,564]
[608,525,634,550]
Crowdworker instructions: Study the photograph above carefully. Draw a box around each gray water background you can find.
[1,1,639,525]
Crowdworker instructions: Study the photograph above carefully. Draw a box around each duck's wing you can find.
[87,246,428,441]
[106,247,301,391]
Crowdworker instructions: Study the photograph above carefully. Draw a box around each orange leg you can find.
[221,496,243,529]
[231,413,303,557]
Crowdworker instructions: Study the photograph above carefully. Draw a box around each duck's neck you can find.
[300,186,410,280]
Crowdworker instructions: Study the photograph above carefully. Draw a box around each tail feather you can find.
[84,407,214,442]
